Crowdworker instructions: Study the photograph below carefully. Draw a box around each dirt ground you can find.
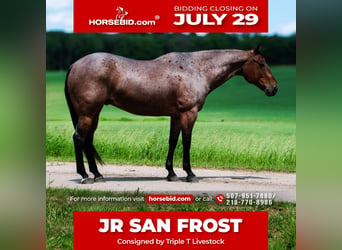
[46,162,296,202]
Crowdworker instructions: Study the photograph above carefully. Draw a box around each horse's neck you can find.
[195,50,250,92]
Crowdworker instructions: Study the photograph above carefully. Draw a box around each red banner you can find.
[74,0,268,33]
[74,211,268,249]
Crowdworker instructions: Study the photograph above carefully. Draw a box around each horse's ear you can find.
[253,44,261,55]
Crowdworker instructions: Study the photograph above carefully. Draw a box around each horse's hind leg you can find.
[180,108,198,182]
[73,115,94,184]
[84,114,105,182]
[166,115,181,181]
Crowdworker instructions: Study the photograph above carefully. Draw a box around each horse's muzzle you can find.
[265,85,278,96]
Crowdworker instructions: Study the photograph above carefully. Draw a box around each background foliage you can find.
[46,32,296,70]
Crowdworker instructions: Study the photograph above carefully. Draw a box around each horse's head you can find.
[116,7,127,15]
[241,45,278,96]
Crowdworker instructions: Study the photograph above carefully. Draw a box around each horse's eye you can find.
[259,63,265,68]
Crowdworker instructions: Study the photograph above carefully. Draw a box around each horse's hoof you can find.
[186,175,198,183]
[81,177,94,184]
[167,175,179,182]
[94,176,105,183]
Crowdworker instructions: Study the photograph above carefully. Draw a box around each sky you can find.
[46,0,296,35]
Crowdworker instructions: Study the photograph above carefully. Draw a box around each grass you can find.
[46,66,296,171]
[46,120,295,171]
[46,188,296,250]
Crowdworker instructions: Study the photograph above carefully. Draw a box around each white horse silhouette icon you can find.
[116,7,128,20]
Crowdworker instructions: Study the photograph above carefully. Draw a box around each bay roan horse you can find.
[65,46,278,184]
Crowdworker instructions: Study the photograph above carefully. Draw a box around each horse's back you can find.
[66,52,207,116]
[67,53,179,116]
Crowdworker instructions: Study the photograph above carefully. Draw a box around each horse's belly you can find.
[110,93,176,116]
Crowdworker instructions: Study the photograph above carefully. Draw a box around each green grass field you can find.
[46,66,296,171]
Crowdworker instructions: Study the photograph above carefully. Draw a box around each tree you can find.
[46,32,296,70]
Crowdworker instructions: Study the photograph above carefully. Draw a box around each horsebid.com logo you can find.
[89,6,157,26]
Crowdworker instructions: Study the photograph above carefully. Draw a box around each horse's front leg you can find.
[180,107,198,182]
[166,115,181,181]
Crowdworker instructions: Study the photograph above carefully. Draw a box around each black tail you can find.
[87,144,105,165]
[64,65,78,129]
[64,65,104,165]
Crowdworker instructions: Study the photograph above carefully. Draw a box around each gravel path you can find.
[46,162,296,202]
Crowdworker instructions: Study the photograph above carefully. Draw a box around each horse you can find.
[64,45,278,184]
